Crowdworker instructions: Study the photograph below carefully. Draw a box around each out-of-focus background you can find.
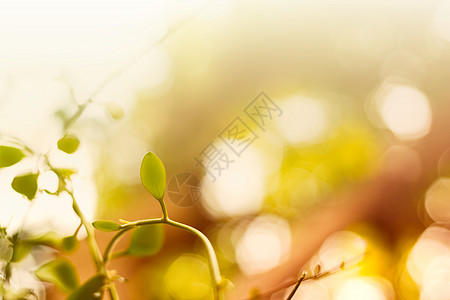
[1,0,450,299]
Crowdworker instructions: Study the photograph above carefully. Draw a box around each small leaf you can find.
[30,232,62,249]
[140,152,166,202]
[54,168,77,179]
[127,224,164,257]
[11,173,38,200]
[92,220,121,232]
[67,274,105,300]
[53,168,77,194]
[61,236,79,252]
[35,258,79,294]
[0,146,25,168]
[57,135,80,154]
[0,230,13,262]
[105,102,124,121]
[11,241,32,262]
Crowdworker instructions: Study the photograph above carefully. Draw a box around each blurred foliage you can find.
[2,0,450,299]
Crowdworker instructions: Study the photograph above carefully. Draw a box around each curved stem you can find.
[67,189,103,271]
[103,216,223,299]
[68,189,121,300]
[108,283,120,300]
[63,99,93,133]
[103,217,163,264]
[103,227,133,264]
[166,219,222,299]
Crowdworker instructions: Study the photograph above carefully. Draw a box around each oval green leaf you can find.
[140,152,166,202]
[127,224,164,257]
[0,146,25,168]
[35,258,79,294]
[11,173,38,200]
[92,220,121,232]
[67,274,105,300]
[57,135,80,154]
[61,236,79,252]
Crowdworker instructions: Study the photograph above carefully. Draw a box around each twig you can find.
[245,254,364,300]
[286,271,306,300]
[103,214,224,300]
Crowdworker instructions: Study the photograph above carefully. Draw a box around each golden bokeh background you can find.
[1,0,450,299]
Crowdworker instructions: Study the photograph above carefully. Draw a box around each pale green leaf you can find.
[35,258,79,294]
[0,146,25,168]
[57,135,80,154]
[140,152,166,202]
[127,224,164,257]
[54,168,77,178]
[61,236,79,253]
[92,220,121,232]
[11,173,38,200]
[67,274,105,300]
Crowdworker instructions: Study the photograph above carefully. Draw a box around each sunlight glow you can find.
[291,281,330,300]
[0,0,174,238]
[318,231,367,271]
[407,226,450,286]
[0,0,172,143]
[201,144,266,218]
[425,177,450,223]
[0,145,96,237]
[422,255,450,297]
[235,214,291,275]
[0,0,168,64]
[407,226,450,300]
[276,96,328,145]
[431,0,450,42]
[334,277,388,300]
[420,282,450,300]
[164,254,211,300]
[376,84,432,140]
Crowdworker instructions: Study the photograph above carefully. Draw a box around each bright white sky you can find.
[0,0,173,140]
[0,0,213,235]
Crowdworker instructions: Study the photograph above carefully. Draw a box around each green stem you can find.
[166,219,222,300]
[108,283,120,300]
[103,216,223,300]
[69,189,121,300]
[63,99,93,133]
[67,189,103,272]
[159,200,169,221]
